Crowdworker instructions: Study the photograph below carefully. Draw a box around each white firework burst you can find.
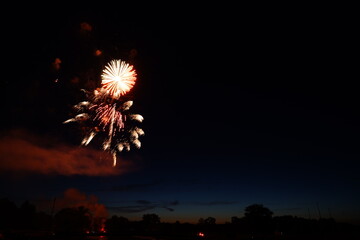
[101,59,137,99]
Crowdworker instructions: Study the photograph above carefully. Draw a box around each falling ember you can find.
[112,152,117,167]
[63,113,89,123]
[132,139,141,148]
[121,100,133,110]
[101,59,137,99]
[134,127,145,136]
[81,131,96,146]
[129,114,144,122]
[74,101,91,111]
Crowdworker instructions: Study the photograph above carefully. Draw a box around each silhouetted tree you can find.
[0,198,18,230]
[18,201,37,229]
[142,213,161,234]
[198,217,216,225]
[204,217,216,225]
[231,216,241,224]
[33,211,53,230]
[244,204,273,219]
[142,213,161,225]
[54,206,91,235]
[105,215,129,234]
[244,203,273,234]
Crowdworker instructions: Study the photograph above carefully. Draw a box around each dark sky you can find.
[1,6,359,224]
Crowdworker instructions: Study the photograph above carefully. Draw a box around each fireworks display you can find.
[64,59,144,166]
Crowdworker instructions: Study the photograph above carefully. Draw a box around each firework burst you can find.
[101,59,137,99]
[64,59,144,166]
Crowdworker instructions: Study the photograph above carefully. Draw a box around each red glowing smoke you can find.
[0,129,139,176]
[55,188,108,219]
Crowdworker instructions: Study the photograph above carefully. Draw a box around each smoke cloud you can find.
[0,129,138,176]
[55,188,108,219]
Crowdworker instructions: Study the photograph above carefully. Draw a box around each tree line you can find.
[1,198,360,239]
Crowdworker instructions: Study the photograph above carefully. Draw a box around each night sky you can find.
[1,6,359,225]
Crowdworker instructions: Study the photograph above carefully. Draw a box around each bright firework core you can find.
[101,59,137,99]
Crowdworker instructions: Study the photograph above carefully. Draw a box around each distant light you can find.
[80,22,92,32]
[198,232,205,237]
[52,58,61,71]
[95,49,102,56]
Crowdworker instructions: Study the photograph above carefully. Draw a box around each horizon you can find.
[3,196,357,226]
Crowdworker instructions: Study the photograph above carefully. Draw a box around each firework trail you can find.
[64,59,144,166]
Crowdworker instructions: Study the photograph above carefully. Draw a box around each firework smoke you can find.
[64,59,144,166]
[0,129,136,176]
